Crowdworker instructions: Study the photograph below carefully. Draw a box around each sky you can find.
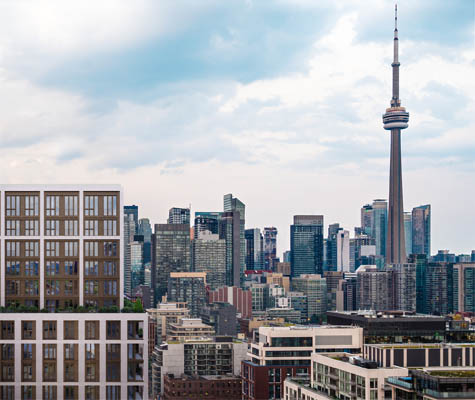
[0,0,473,257]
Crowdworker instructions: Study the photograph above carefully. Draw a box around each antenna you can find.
[395,3,398,31]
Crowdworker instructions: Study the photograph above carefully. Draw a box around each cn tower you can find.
[383,4,409,264]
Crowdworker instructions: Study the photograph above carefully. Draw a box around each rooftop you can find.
[328,310,446,319]
[367,343,475,349]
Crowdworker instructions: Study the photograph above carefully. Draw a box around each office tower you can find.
[324,271,344,311]
[223,194,246,284]
[404,211,412,257]
[356,265,393,311]
[291,274,327,322]
[138,217,152,264]
[192,231,226,290]
[124,207,137,296]
[387,263,416,312]
[383,5,409,264]
[352,235,376,271]
[283,250,291,263]
[336,230,350,272]
[124,205,139,229]
[130,235,144,292]
[245,228,264,270]
[425,262,451,315]
[452,263,475,313]
[372,199,388,262]
[326,223,341,272]
[290,215,324,277]
[336,275,358,311]
[0,185,148,398]
[208,286,253,319]
[167,272,207,317]
[151,224,191,304]
[361,204,373,236]
[167,207,190,225]
[263,227,278,270]
[194,212,220,238]
[412,204,431,256]
[219,212,241,287]
[409,254,428,314]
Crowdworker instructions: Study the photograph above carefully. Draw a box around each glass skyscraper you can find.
[372,199,388,263]
[412,204,431,257]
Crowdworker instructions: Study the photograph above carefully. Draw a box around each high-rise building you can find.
[192,231,226,290]
[324,271,344,311]
[452,263,475,313]
[151,224,191,304]
[167,272,207,317]
[219,212,241,287]
[290,215,324,277]
[372,199,388,262]
[326,223,341,272]
[387,263,416,312]
[383,5,409,264]
[138,217,152,264]
[130,235,144,293]
[404,211,412,257]
[336,230,350,272]
[412,204,431,256]
[356,265,393,311]
[472,251,475,262]
[124,205,139,229]
[245,228,264,270]
[223,194,246,285]
[124,207,137,297]
[167,207,190,225]
[194,212,220,238]
[283,250,291,263]
[360,204,373,236]
[291,274,327,322]
[263,227,278,270]
[0,185,149,398]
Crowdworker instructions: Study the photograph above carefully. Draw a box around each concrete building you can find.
[208,286,252,319]
[291,275,327,322]
[276,262,291,276]
[356,265,393,311]
[151,338,247,398]
[452,263,475,313]
[242,325,363,400]
[192,231,226,290]
[200,302,237,336]
[167,318,215,342]
[167,208,190,225]
[167,272,206,317]
[387,263,416,312]
[290,216,324,277]
[147,302,190,342]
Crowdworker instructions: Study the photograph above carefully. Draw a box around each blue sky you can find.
[0,0,473,255]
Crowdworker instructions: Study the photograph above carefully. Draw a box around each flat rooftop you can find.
[328,311,445,319]
[367,343,475,349]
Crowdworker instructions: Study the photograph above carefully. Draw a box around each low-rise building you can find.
[167,318,215,342]
[163,374,242,400]
[147,302,189,342]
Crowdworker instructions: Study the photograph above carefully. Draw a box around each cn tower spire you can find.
[383,3,409,265]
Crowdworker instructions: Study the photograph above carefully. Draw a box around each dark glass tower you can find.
[383,5,409,264]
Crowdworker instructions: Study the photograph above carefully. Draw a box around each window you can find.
[43,386,57,400]
[106,321,121,339]
[64,363,77,382]
[65,195,78,216]
[46,220,60,236]
[127,386,143,399]
[85,241,99,256]
[25,220,39,236]
[104,261,117,276]
[6,220,20,236]
[103,220,117,236]
[85,280,99,295]
[1,321,15,340]
[6,241,20,256]
[24,280,39,296]
[22,321,35,339]
[86,343,97,360]
[46,261,60,276]
[22,344,33,360]
[24,195,39,216]
[46,195,60,216]
[6,195,20,216]
[85,220,98,236]
[104,195,117,216]
[85,386,99,400]
[0,386,14,400]
[65,241,78,257]
[25,261,39,276]
[46,280,60,296]
[5,280,19,296]
[106,362,120,382]
[64,344,76,360]
[104,242,117,257]
[106,386,120,400]
[23,365,33,381]
[22,385,34,400]
[1,344,14,360]
[85,321,99,340]
[43,344,56,360]
[25,241,39,256]
[85,365,97,381]
[104,280,117,296]
[64,386,77,399]
[85,261,98,276]
[1,365,14,381]
[64,321,77,340]
[85,195,99,216]
[6,261,20,275]
[64,220,78,236]
[45,241,59,257]
[65,261,78,275]
[64,280,75,295]
[43,321,57,340]
[127,321,143,340]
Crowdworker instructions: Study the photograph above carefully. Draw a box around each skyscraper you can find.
[336,230,350,272]
[168,207,191,225]
[412,204,431,256]
[383,5,409,264]
[452,263,475,313]
[194,212,220,238]
[404,211,412,257]
[245,228,264,270]
[192,231,226,290]
[124,206,138,296]
[290,215,324,277]
[361,204,374,236]
[219,212,241,287]
[263,227,278,270]
[326,223,341,272]
[223,194,246,284]
[372,199,388,262]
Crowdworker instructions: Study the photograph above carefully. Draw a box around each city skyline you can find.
[0,1,473,256]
